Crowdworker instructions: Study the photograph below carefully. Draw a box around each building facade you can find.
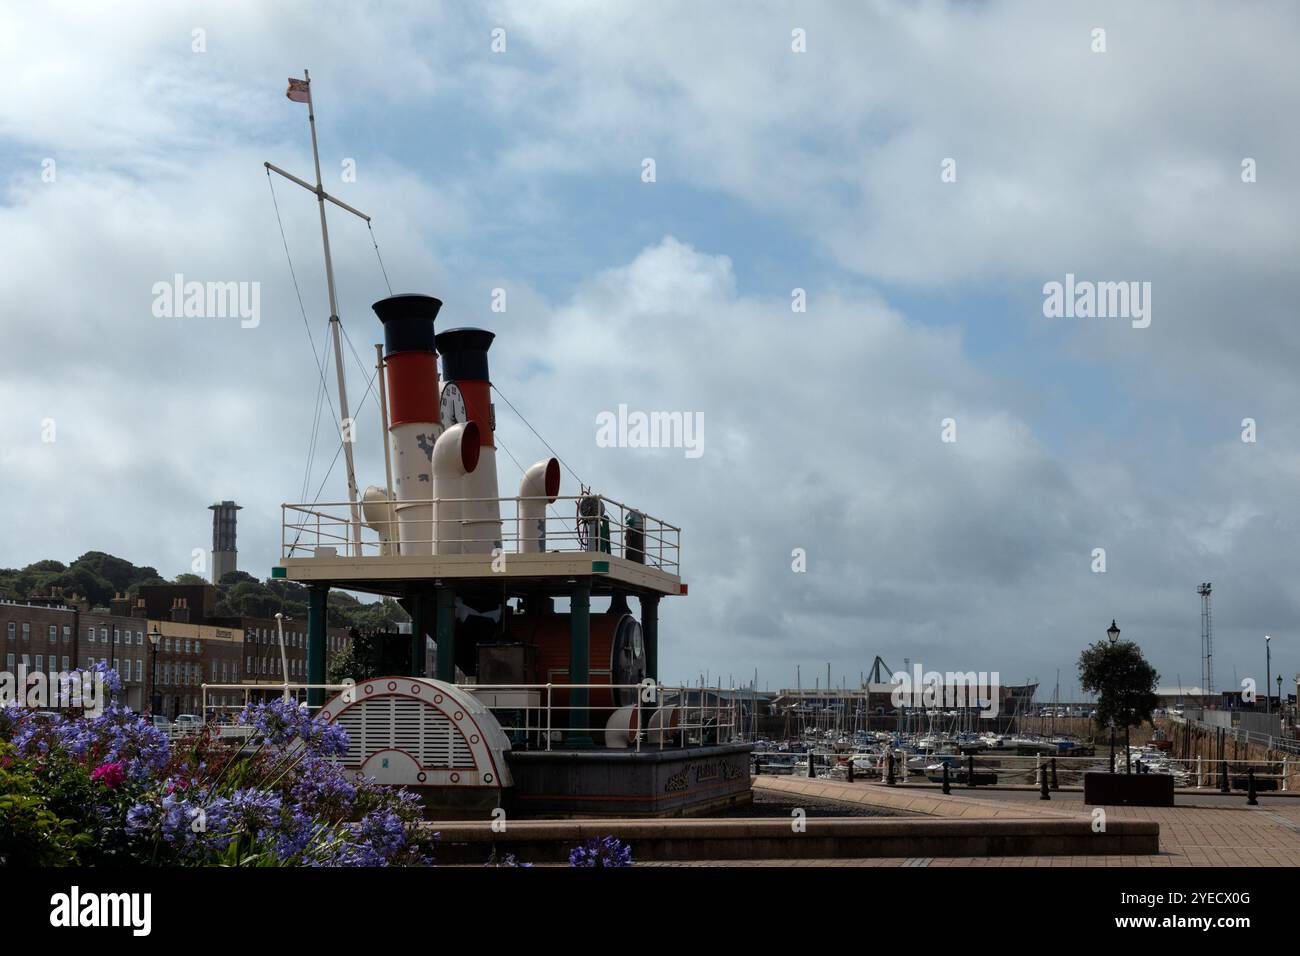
[2,584,353,718]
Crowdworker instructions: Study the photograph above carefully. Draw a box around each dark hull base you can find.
[503,743,754,818]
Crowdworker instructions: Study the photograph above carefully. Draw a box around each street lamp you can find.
[147,625,162,716]
[1106,620,1120,773]
[1265,636,1272,716]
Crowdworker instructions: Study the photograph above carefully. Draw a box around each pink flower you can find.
[91,761,126,789]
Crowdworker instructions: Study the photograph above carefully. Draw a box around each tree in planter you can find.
[1078,621,1159,774]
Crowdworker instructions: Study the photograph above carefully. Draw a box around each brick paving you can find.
[640,776,1300,867]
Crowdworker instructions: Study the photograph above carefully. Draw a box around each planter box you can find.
[1083,771,1174,807]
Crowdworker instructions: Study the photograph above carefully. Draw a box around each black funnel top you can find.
[372,293,442,355]
[435,327,495,382]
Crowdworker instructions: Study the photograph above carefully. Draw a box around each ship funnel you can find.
[373,293,444,555]
[435,327,501,554]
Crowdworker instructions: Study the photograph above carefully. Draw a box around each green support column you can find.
[435,587,456,682]
[566,582,592,749]
[408,593,425,677]
[568,583,592,746]
[641,594,660,683]
[306,584,328,708]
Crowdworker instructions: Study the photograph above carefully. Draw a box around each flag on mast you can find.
[286,77,310,104]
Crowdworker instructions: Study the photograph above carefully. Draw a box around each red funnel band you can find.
[459,380,494,447]
[386,352,440,426]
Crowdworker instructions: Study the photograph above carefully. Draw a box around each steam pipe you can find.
[518,458,560,553]
[374,343,396,551]
[432,420,481,554]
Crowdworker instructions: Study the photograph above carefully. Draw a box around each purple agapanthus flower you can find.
[569,836,632,867]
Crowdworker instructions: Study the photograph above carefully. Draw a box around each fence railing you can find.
[198,681,737,752]
[751,749,1295,791]
[1172,712,1300,755]
[281,494,680,574]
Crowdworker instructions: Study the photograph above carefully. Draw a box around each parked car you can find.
[174,714,203,735]
[151,714,172,731]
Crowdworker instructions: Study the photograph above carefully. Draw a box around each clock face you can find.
[440,382,467,425]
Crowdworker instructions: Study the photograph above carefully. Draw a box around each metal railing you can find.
[281,494,681,574]
[751,749,1296,791]
[1172,712,1300,755]
[198,681,736,753]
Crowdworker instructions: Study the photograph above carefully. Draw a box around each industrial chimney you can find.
[209,500,241,585]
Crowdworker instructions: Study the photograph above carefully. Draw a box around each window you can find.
[5,622,13,640]
[35,655,43,672]
[62,656,70,671]
[135,659,143,682]
[5,653,13,671]
[136,631,143,646]
[48,625,57,641]
[194,640,201,655]
[87,626,94,644]
[184,639,191,654]
[113,658,120,675]
[99,627,107,643]
[246,655,252,671]
[62,625,71,643]
[113,627,120,644]
[22,623,30,641]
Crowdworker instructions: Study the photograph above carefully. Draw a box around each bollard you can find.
[1220,759,1230,793]
[846,758,854,784]
[1247,768,1258,806]
[967,754,976,789]
[942,761,951,795]
[807,752,817,779]
[1050,757,1059,791]
[1039,764,1051,800]
[886,751,896,786]
[880,752,889,784]
[1283,757,1289,793]
[1196,754,1203,789]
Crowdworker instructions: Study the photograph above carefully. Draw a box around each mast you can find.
[267,69,366,550]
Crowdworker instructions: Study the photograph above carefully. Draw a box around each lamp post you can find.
[1108,717,1116,773]
[1106,620,1132,774]
[148,625,162,716]
[1265,636,1272,716]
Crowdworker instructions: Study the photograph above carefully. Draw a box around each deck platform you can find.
[278,550,681,599]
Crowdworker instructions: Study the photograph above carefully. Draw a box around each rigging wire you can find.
[490,383,584,488]
[367,220,394,297]
[494,430,576,535]
[267,169,344,501]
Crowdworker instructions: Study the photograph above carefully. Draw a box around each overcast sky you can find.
[2,1,1298,698]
